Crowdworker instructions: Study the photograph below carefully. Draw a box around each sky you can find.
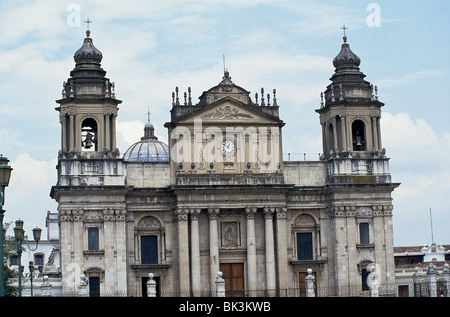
[0,0,448,247]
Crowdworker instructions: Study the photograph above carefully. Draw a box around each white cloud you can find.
[3,153,58,238]
[377,70,446,88]
[381,112,450,245]
[381,112,450,171]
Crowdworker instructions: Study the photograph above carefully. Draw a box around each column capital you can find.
[208,208,220,219]
[263,207,275,218]
[174,208,189,221]
[245,207,257,218]
[190,208,201,220]
[276,207,287,219]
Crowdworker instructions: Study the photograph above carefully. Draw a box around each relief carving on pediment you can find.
[201,105,253,120]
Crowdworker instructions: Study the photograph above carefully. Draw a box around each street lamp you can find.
[28,261,43,297]
[0,155,12,297]
[13,219,41,297]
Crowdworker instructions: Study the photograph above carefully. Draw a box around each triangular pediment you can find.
[178,98,278,124]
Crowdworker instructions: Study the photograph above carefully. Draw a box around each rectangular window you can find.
[359,223,370,245]
[10,255,19,266]
[141,235,158,264]
[297,232,313,260]
[89,277,100,297]
[34,254,44,266]
[88,228,99,251]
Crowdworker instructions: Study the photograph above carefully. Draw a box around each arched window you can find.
[81,118,98,151]
[328,123,335,152]
[136,216,164,265]
[352,120,366,151]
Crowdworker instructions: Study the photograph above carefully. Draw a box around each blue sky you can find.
[0,0,448,247]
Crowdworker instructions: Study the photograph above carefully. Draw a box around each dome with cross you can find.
[123,118,169,163]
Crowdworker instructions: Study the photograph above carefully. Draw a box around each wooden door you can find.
[220,263,244,297]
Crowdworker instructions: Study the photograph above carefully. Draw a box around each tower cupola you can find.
[56,28,122,158]
[74,30,103,66]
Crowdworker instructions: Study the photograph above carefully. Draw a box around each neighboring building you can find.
[8,211,60,276]
[394,243,450,297]
[50,30,399,297]
[7,211,62,296]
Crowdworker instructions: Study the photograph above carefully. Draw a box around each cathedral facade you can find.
[50,30,399,297]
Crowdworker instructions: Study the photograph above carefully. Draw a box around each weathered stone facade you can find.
[51,31,399,296]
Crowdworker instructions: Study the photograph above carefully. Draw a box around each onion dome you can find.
[332,36,361,69]
[74,30,103,66]
[321,35,374,106]
[123,120,170,162]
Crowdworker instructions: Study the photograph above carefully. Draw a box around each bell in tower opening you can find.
[81,118,98,151]
[352,120,366,151]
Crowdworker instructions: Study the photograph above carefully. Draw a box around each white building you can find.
[7,211,61,296]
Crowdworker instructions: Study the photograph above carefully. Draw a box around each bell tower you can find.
[316,34,383,159]
[316,34,390,183]
[316,35,390,183]
[55,29,122,158]
[51,27,128,296]
[53,28,125,188]
[315,31,398,289]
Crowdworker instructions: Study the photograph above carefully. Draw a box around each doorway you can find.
[142,275,160,297]
[220,263,244,297]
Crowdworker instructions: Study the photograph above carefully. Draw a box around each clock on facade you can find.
[221,140,235,155]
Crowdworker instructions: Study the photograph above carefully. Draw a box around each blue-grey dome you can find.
[123,121,169,162]
[123,139,169,162]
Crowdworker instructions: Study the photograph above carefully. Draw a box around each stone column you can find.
[275,208,288,292]
[104,113,111,151]
[264,207,276,295]
[208,209,220,293]
[215,271,226,297]
[177,208,190,296]
[332,116,338,152]
[111,114,117,150]
[305,268,316,297]
[427,264,439,297]
[413,267,423,297]
[77,274,88,297]
[367,266,379,297]
[245,207,257,295]
[376,115,382,150]
[61,114,67,152]
[69,113,75,151]
[41,276,53,297]
[147,273,157,297]
[442,263,450,297]
[340,115,347,152]
[190,209,201,296]
[371,115,379,151]
[321,123,326,156]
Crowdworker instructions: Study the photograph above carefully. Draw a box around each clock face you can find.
[221,140,235,155]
